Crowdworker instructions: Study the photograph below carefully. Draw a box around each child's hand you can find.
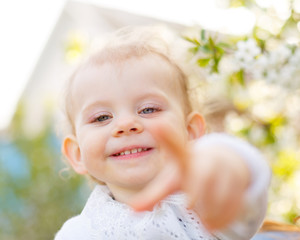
[130,127,250,231]
[188,143,250,231]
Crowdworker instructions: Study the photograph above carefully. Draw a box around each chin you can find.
[119,171,158,189]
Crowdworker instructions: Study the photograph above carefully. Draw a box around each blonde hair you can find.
[61,26,193,137]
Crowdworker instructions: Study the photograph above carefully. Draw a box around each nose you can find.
[112,117,144,137]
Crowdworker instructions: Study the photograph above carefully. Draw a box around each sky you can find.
[0,0,65,130]
[0,0,255,130]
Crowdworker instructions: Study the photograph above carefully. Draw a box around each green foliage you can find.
[0,102,89,240]
[184,30,229,73]
[229,70,245,86]
[273,150,300,179]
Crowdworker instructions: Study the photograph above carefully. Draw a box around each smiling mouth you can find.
[111,147,153,157]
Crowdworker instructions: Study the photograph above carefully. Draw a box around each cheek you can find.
[78,129,107,162]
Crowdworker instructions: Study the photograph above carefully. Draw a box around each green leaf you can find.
[197,58,211,67]
[215,46,225,55]
[199,45,211,53]
[201,29,206,41]
[230,70,245,85]
[230,0,246,7]
[208,37,215,49]
[273,149,300,179]
[217,42,231,49]
[189,46,199,54]
[182,36,200,45]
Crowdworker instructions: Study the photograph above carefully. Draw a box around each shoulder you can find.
[54,215,90,240]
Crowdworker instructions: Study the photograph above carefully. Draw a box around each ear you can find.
[62,135,87,175]
[186,112,206,140]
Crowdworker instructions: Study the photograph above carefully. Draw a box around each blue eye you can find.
[140,107,160,114]
[95,115,112,122]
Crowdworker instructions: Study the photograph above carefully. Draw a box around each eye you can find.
[139,106,161,115]
[94,114,112,122]
[141,108,156,114]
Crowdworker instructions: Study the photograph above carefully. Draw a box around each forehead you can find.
[72,54,182,97]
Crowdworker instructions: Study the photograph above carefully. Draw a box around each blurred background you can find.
[1,0,300,239]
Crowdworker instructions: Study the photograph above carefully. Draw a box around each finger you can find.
[205,163,231,213]
[200,170,231,230]
[203,173,244,230]
[205,192,243,231]
[152,126,190,174]
[188,156,233,230]
[206,156,248,230]
[187,155,216,209]
[212,169,232,213]
[129,162,181,212]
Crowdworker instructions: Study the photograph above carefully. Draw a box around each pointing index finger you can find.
[152,126,190,176]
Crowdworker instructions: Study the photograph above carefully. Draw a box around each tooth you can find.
[131,149,137,154]
[125,150,130,155]
[138,148,142,152]
[120,152,125,155]
[143,148,147,151]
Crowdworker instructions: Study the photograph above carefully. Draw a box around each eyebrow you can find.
[80,90,169,117]
[134,91,169,102]
[80,100,112,118]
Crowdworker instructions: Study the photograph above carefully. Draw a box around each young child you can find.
[55,26,270,240]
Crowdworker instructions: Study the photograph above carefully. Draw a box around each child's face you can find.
[63,54,203,196]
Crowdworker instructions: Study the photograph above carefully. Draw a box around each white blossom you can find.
[276,45,292,60]
[266,69,278,83]
[249,125,266,143]
[278,65,297,85]
[207,72,222,82]
[289,48,300,66]
[190,33,300,89]
[252,55,268,79]
[269,45,292,66]
[234,39,261,70]
[236,39,261,56]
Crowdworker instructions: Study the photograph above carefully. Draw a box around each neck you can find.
[106,184,142,205]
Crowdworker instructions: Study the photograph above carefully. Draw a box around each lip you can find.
[109,145,154,160]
